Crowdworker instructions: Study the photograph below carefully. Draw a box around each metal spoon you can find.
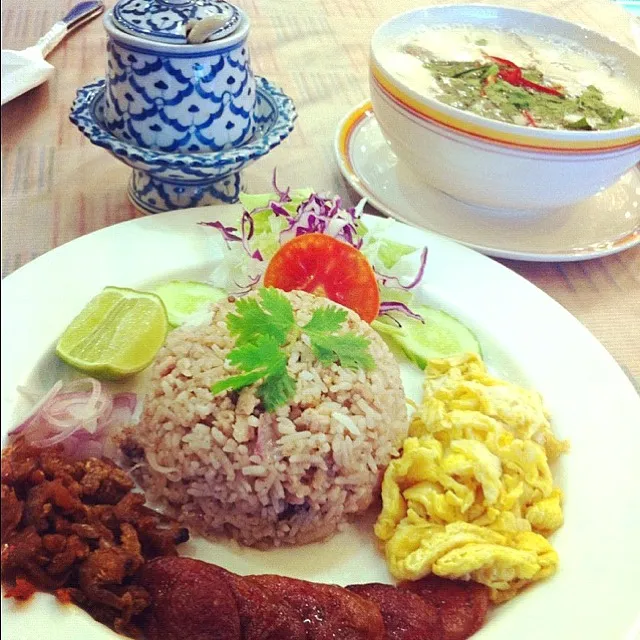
[1,0,105,106]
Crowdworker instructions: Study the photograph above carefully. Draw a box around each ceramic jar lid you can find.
[112,0,242,44]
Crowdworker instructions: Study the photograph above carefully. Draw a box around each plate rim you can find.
[334,100,640,263]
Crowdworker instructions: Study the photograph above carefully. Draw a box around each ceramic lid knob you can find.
[112,0,242,44]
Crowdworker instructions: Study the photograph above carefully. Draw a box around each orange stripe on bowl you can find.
[610,228,640,249]
[338,102,372,176]
[371,63,640,154]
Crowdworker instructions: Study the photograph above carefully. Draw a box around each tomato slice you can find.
[263,233,380,323]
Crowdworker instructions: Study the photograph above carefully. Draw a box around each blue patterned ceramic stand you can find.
[103,5,255,154]
[70,76,296,213]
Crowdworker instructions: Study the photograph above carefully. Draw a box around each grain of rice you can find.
[242,465,267,477]
[332,412,360,436]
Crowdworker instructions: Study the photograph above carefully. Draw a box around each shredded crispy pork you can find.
[1,438,189,637]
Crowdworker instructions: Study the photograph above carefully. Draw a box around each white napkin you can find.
[0,24,64,106]
[1,1,104,106]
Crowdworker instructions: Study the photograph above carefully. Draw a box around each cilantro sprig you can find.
[226,287,294,344]
[302,307,374,370]
[211,289,375,411]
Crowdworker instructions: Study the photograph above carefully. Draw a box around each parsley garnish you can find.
[211,288,375,411]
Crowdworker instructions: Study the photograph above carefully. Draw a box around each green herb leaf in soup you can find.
[382,26,640,131]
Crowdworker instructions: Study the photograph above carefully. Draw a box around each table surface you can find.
[1,0,639,383]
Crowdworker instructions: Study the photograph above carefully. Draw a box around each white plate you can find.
[335,101,640,262]
[2,205,640,640]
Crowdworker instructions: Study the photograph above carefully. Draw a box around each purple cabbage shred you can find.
[378,301,424,322]
[198,221,242,244]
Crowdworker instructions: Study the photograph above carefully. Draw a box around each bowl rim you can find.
[370,3,640,148]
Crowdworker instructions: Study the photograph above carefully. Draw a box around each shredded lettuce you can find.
[199,177,428,320]
[238,189,312,216]
[360,219,417,270]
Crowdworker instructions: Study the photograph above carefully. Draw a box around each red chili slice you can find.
[520,77,564,97]
[486,54,564,98]
[497,67,523,85]
[486,55,519,70]
[522,110,538,127]
[263,233,381,323]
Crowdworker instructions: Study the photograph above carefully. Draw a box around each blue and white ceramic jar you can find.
[103,0,256,153]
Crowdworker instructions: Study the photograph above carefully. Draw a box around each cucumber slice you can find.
[371,319,406,338]
[151,280,226,328]
[377,305,481,369]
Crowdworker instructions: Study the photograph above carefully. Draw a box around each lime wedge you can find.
[56,286,169,380]
[151,280,226,328]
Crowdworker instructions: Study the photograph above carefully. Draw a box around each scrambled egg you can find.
[375,353,569,602]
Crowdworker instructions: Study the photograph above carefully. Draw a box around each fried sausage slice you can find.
[138,558,490,640]
[249,574,386,640]
[226,573,307,640]
[401,575,491,640]
[348,582,439,640]
[140,556,241,640]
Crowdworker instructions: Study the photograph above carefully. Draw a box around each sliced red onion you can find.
[8,379,138,459]
[30,423,86,448]
[378,301,425,322]
[62,377,102,399]
[100,393,138,433]
[43,393,112,432]
[40,379,110,433]
[73,438,106,460]
[9,380,64,436]
[112,392,138,413]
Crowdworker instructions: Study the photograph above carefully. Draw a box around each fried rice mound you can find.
[130,289,409,547]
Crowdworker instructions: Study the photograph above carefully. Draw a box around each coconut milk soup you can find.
[378,26,640,130]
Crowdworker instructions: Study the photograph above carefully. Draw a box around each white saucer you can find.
[334,101,640,262]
